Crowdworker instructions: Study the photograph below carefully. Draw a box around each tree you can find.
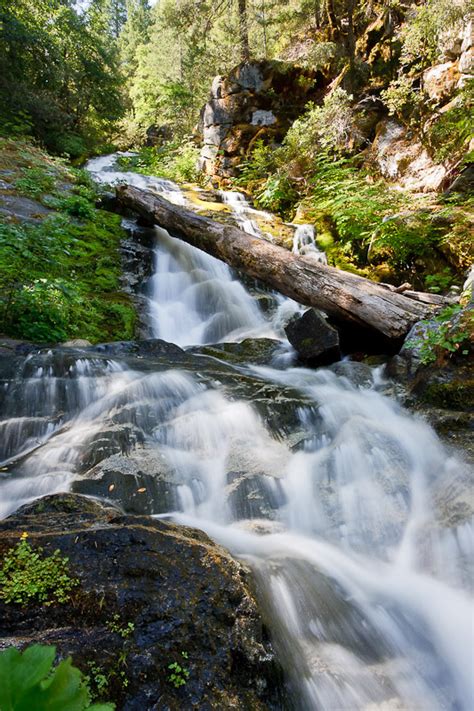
[0,0,125,155]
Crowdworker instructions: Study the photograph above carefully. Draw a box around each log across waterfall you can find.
[117,184,434,343]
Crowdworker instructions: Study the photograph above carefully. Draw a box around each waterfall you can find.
[147,226,270,346]
[0,153,471,710]
[292,224,328,264]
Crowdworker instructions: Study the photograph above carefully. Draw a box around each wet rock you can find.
[284,309,341,366]
[329,361,374,388]
[0,494,285,710]
[73,447,177,514]
[0,193,52,223]
[93,339,185,359]
[226,473,286,520]
[61,339,93,348]
[188,338,280,365]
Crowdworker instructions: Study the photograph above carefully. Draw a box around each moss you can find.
[419,380,474,411]
[0,139,136,343]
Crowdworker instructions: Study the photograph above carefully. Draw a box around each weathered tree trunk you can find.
[116,185,434,341]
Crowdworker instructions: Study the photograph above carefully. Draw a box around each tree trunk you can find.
[116,185,435,342]
[238,0,250,62]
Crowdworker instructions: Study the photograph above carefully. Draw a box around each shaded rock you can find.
[285,309,341,366]
[93,338,185,359]
[0,193,52,223]
[0,494,285,710]
[73,464,176,515]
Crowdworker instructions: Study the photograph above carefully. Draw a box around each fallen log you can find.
[116,185,435,341]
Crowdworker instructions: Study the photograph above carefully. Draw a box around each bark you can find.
[116,185,435,341]
[238,0,250,62]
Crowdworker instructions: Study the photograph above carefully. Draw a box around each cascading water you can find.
[147,225,272,346]
[292,224,328,264]
[0,155,472,710]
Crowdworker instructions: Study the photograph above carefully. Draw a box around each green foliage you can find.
[399,0,470,70]
[284,88,356,157]
[13,167,57,199]
[0,535,79,606]
[0,142,136,343]
[234,140,277,187]
[406,305,472,365]
[0,0,125,155]
[49,195,97,221]
[118,141,200,183]
[106,614,135,639]
[424,270,455,294]
[380,75,422,123]
[428,80,474,162]
[0,644,114,710]
[0,213,135,343]
[168,652,190,689]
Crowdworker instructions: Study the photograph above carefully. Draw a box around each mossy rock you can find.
[0,494,285,710]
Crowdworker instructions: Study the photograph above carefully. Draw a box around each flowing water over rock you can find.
[1,156,472,710]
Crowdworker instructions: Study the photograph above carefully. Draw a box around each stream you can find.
[0,154,472,710]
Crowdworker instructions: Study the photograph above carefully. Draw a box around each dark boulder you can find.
[285,309,341,366]
[0,494,285,710]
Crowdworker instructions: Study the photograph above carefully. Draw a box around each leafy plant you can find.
[405,305,472,365]
[13,167,56,198]
[0,644,114,711]
[427,79,474,162]
[0,533,79,606]
[106,614,135,639]
[381,75,423,124]
[424,270,455,294]
[168,652,190,689]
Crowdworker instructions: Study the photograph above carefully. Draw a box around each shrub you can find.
[427,79,474,162]
[0,192,135,343]
[381,75,423,124]
[0,644,114,710]
[284,88,357,157]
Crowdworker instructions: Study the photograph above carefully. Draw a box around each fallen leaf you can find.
[137,487,146,493]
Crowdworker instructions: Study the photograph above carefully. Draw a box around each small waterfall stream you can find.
[0,154,472,710]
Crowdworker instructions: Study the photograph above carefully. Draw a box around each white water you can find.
[292,224,328,264]
[1,155,472,710]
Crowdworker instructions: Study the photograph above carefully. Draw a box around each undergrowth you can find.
[0,139,135,343]
[117,141,200,184]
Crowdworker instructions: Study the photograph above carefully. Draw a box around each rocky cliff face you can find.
[198,60,327,181]
[0,494,284,710]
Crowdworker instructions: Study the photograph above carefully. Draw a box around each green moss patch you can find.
[0,139,135,343]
